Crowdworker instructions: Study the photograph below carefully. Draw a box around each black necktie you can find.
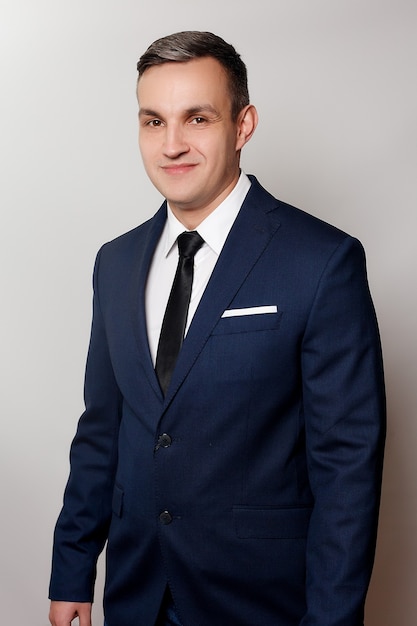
[155,230,204,395]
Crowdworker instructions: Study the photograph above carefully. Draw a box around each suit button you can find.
[157,433,172,448]
[159,510,173,525]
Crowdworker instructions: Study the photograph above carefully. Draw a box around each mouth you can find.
[161,164,197,175]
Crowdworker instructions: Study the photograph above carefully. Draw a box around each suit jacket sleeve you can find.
[49,247,122,601]
[300,236,385,625]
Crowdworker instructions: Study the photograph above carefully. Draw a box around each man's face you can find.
[137,57,248,226]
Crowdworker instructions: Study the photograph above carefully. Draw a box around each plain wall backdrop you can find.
[1,1,416,624]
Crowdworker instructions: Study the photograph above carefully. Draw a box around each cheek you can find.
[138,135,146,159]
[201,139,230,168]
[213,132,238,161]
[191,130,225,155]
[138,139,155,168]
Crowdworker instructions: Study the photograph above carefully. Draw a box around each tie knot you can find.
[177,231,204,259]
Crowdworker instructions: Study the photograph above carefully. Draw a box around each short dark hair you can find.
[137,31,249,120]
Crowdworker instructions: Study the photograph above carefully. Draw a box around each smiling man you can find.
[49,31,385,626]
[137,56,256,229]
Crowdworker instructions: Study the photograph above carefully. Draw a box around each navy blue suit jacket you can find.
[50,177,385,625]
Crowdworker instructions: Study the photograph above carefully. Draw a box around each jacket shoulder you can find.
[98,203,166,260]
[248,175,355,248]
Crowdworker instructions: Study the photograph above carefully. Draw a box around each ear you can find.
[235,105,258,151]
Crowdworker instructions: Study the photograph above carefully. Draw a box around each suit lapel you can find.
[163,178,281,408]
[129,203,167,400]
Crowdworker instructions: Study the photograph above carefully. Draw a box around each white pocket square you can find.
[221,305,278,318]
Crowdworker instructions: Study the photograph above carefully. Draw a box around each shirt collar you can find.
[163,171,251,257]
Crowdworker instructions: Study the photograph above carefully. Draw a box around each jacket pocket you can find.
[212,310,283,335]
[233,505,312,539]
[112,484,124,517]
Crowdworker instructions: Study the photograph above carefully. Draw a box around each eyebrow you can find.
[139,104,220,118]
[138,108,160,119]
[184,105,220,117]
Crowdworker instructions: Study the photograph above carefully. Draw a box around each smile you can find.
[161,164,197,175]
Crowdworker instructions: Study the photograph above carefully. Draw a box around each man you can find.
[49,31,385,626]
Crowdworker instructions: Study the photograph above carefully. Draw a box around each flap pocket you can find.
[233,506,311,539]
[212,310,282,335]
[112,484,124,517]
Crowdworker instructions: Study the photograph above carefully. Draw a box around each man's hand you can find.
[49,601,92,626]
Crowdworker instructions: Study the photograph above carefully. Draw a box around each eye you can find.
[190,117,206,125]
[146,119,163,127]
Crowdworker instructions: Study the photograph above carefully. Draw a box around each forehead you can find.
[137,57,230,109]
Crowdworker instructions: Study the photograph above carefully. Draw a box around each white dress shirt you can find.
[145,171,251,365]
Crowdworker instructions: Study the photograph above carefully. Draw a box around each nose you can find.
[163,124,189,159]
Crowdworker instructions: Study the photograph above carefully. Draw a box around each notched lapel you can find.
[162,179,282,408]
[129,204,167,401]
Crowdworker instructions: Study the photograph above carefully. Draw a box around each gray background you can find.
[1,1,416,624]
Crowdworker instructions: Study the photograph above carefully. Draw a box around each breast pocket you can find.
[212,310,283,335]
